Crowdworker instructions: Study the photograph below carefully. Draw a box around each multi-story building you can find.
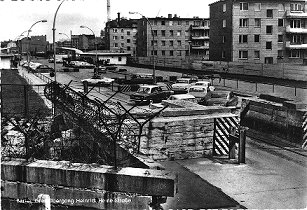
[20,35,48,55]
[136,14,210,59]
[105,13,138,55]
[209,0,307,64]
[71,34,95,52]
[189,18,210,59]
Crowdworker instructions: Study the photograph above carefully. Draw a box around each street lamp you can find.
[15,31,27,65]
[129,11,156,84]
[59,32,72,48]
[52,0,66,82]
[188,40,192,69]
[26,20,47,70]
[80,25,98,67]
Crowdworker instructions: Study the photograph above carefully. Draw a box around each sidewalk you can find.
[170,137,307,209]
[160,161,244,209]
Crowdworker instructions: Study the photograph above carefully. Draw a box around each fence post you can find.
[228,127,237,159]
[238,128,246,164]
[37,194,51,210]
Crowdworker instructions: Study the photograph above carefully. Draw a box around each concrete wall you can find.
[241,95,307,146]
[1,159,177,209]
[129,101,236,160]
[0,56,13,69]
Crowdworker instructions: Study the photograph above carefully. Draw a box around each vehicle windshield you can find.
[137,87,151,93]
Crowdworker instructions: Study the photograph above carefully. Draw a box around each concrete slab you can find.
[2,159,177,197]
[177,137,307,209]
[159,161,242,209]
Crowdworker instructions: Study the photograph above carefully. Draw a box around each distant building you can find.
[71,34,95,52]
[136,14,210,59]
[105,13,138,56]
[20,35,48,55]
[209,0,307,64]
[80,52,131,65]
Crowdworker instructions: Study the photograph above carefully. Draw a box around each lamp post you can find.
[129,11,156,84]
[52,0,66,82]
[15,31,27,64]
[188,40,192,69]
[80,25,98,67]
[59,32,72,48]
[26,20,47,70]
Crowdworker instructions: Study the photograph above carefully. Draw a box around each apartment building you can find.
[209,0,307,64]
[105,13,138,55]
[136,14,210,59]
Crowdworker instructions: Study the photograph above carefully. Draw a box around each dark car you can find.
[198,90,238,107]
[130,84,174,104]
[35,65,54,73]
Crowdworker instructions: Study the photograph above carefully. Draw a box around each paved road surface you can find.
[178,137,307,209]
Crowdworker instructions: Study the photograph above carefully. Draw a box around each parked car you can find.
[171,77,198,93]
[122,73,154,85]
[48,58,63,63]
[29,62,41,71]
[188,81,215,99]
[198,90,238,107]
[34,64,54,73]
[81,76,115,86]
[69,61,95,69]
[130,84,174,104]
[167,94,198,103]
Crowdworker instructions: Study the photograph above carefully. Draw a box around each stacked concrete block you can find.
[136,116,217,160]
[242,95,307,146]
[1,159,176,209]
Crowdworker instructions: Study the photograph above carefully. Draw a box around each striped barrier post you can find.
[302,112,307,149]
[213,116,239,156]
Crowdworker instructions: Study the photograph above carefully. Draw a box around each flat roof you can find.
[0,53,14,58]
[81,52,131,56]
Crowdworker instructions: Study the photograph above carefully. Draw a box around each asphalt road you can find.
[32,57,307,103]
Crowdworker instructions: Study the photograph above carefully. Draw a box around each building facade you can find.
[71,34,96,52]
[20,35,48,55]
[209,0,307,64]
[105,13,138,55]
[136,15,210,59]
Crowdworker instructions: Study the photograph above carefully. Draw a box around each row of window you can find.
[112,43,133,51]
[112,28,137,34]
[223,2,304,12]
[145,20,210,27]
[223,18,303,29]
[112,36,135,42]
[151,50,187,56]
[235,34,305,44]
[151,40,209,46]
[234,49,301,60]
[150,30,189,37]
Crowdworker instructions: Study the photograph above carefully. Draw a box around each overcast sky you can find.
[0,0,217,42]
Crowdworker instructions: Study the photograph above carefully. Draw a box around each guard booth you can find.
[212,116,247,164]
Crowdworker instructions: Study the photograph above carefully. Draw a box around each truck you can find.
[130,84,174,104]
